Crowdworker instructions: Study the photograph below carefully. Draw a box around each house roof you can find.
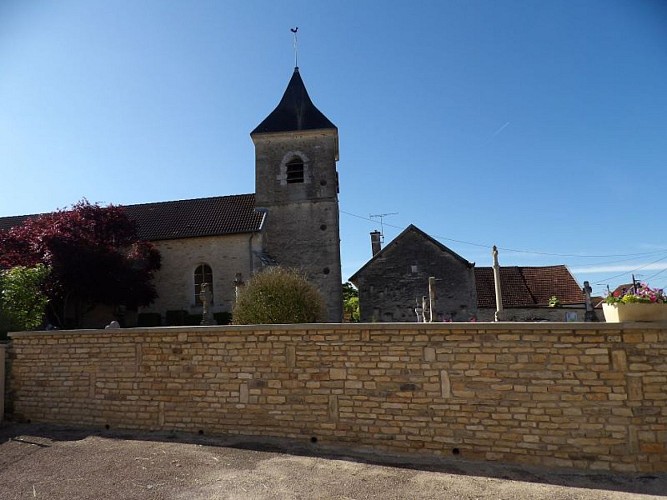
[251,67,337,135]
[349,224,474,283]
[0,194,265,242]
[475,265,584,308]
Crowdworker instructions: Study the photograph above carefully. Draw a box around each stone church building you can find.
[0,67,344,325]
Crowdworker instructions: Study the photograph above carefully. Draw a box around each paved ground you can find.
[0,423,665,499]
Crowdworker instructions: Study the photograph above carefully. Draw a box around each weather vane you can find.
[291,27,298,68]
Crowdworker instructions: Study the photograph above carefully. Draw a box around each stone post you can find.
[492,245,503,321]
[233,273,245,302]
[414,299,424,323]
[0,343,6,423]
[199,283,216,326]
[583,281,597,322]
[428,277,437,323]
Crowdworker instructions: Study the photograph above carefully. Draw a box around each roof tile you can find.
[475,266,583,308]
[0,194,264,242]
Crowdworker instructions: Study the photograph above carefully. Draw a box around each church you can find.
[0,67,344,325]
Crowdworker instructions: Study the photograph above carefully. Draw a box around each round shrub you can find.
[233,267,326,324]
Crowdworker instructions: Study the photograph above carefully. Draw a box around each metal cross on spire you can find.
[290,27,299,68]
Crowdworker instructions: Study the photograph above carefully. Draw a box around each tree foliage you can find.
[0,200,161,328]
[342,281,360,322]
[0,264,50,333]
[233,267,326,324]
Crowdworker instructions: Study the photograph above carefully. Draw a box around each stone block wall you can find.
[5,323,667,472]
[141,233,262,322]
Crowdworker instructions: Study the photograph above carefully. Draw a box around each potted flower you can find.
[603,283,667,322]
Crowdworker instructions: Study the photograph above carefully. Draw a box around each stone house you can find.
[0,67,343,325]
[349,225,478,322]
[350,225,587,322]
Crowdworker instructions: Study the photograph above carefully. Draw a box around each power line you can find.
[341,209,667,260]
[591,253,667,285]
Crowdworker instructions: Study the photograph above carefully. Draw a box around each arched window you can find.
[286,157,304,183]
[194,263,213,304]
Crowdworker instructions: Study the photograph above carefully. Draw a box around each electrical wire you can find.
[592,254,667,285]
[341,209,667,260]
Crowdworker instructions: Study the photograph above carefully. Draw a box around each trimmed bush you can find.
[233,267,325,324]
[214,312,232,325]
[165,310,188,326]
[137,312,162,327]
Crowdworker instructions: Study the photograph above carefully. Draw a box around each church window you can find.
[286,157,304,183]
[194,264,213,304]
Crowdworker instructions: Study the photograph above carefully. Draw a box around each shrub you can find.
[214,312,232,325]
[0,264,50,332]
[233,267,325,324]
[165,310,188,326]
[137,312,162,327]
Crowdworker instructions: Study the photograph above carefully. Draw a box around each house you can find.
[349,225,477,322]
[0,67,343,326]
[475,265,590,321]
[350,225,589,322]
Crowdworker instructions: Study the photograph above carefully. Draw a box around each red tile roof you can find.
[0,194,265,242]
[475,265,584,308]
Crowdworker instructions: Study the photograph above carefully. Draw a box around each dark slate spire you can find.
[251,67,337,135]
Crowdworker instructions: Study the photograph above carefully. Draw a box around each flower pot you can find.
[602,303,667,322]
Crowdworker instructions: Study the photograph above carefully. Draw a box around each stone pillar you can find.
[428,276,437,323]
[583,281,597,322]
[0,343,6,423]
[492,245,503,321]
[199,283,216,326]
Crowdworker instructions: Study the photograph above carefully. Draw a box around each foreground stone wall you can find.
[6,323,667,472]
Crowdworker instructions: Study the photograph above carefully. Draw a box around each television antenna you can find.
[369,212,398,243]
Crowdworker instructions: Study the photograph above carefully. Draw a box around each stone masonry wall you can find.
[141,233,262,321]
[5,323,667,473]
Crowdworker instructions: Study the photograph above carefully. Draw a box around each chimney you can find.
[370,231,382,256]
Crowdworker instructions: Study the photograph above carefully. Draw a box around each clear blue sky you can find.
[2,0,666,298]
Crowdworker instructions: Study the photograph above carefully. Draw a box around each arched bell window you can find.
[194,263,213,304]
[286,157,304,183]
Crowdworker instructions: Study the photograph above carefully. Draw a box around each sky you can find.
[1,0,666,298]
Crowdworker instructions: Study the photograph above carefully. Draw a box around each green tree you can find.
[233,267,326,324]
[0,264,50,335]
[342,282,360,322]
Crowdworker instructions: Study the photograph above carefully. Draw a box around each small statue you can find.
[199,282,215,325]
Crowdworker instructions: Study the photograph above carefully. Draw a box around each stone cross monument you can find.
[199,283,215,326]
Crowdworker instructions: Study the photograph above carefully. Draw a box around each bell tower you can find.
[250,67,342,322]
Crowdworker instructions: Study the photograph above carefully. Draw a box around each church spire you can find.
[250,68,337,135]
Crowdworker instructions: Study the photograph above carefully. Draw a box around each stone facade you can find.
[5,323,667,473]
[350,225,477,322]
[141,233,263,320]
[252,130,342,322]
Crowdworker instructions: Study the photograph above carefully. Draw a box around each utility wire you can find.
[592,253,667,285]
[341,209,667,260]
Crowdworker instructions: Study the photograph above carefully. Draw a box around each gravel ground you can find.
[0,423,665,500]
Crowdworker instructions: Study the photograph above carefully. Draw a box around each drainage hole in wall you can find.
[198,429,204,435]
[323,267,330,275]
[310,436,318,444]
[105,424,110,430]
[320,224,327,231]
[452,448,460,456]
[26,419,32,424]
